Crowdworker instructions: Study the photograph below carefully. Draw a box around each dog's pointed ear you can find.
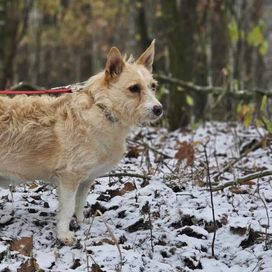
[136,39,155,72]
[105,47,125,80]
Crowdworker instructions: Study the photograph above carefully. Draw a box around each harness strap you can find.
[0,88,72,95]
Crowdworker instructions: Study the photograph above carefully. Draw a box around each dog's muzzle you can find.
[152,105,163,117]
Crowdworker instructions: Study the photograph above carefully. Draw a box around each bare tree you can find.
[0,0,33,88]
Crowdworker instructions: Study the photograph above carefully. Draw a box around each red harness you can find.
[0,87,72,95]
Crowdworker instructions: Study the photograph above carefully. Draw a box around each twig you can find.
[147,203,154,253]
[256,178,270,250]
[255,230,272,236]
[84,211,98,272]
[144,146,152,173]
[203,142,216,257]
[212,170,272,191]
[96,210,123,271]
[84,210,123,271]
[127,139,173,159]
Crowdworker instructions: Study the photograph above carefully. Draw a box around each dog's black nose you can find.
[152,105,163,116]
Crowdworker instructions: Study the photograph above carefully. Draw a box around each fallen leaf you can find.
[242,180,256,186]
[10,237,33,257]
[229,187,248,194]
[101,182,135,199]
[126,146,142,158]
[230,226,247,236]
[204,221,222,233]
[240,228,260,249]
[126,218,150,233]
[70,259,81,270]
[91,264,105,272]
[17,258,39,272]
[184,256,202,270]
[100,238,115,245]
[178,227,207,239]
[175,141,194,166]
[120,182,135,195]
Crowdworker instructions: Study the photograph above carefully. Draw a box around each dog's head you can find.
[96,40,163,126]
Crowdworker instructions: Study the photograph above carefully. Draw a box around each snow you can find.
[35,251,55,270]
[0,122,272,271]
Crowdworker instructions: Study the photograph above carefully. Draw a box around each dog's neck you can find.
[84,72,122,125]
[96,103,119,123]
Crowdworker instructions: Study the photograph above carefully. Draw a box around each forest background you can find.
[1,0,272,130]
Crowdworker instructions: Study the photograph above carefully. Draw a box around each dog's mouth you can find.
[145,112,163,123]
[131,107,163,125]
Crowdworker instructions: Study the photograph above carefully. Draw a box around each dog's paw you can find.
[57,231,75,245]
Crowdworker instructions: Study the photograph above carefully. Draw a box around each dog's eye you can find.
[129,84,141,93]
[151,83,157,91]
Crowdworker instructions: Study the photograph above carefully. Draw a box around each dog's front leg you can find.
[57,179,79,245]
[75,179,92,222]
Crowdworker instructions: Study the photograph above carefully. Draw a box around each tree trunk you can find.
[0,0,6,88]
[0,0,33,88]
[135,0,151,52]
[210,1,229,86]
[161,0,197,130]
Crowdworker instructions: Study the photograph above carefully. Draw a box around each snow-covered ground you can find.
[0,122,271,271]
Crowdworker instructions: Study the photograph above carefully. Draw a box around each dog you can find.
[0,40,162,244]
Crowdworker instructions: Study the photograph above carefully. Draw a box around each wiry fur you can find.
[0,41,162,244]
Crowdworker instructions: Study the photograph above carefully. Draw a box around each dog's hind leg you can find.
[57,178,79,245]
[75,179,92,222]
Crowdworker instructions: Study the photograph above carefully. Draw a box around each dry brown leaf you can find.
[70,259,81,269]
[126,146,142,158]
[10,237,33,257]
[175,141,194,166]
[120,182,134,195]
[107,181,135,198]
[91,264,105,272]
[100,238,115,245]
[17,258,39,272]
[242,180,256,186]
[229,187,248,194]
[230,226,247,236]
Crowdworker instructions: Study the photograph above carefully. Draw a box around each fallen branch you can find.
[99,172,151,180]
[212,170,272,191]
[156,74,223,94]
[155,74,272,98]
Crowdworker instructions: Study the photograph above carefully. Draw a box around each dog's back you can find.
[0,90,122,184]
[0,95,68,183]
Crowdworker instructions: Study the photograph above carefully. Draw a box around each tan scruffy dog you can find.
[0,40,162,244]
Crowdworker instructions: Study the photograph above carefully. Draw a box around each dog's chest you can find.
[80,133,126,178]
